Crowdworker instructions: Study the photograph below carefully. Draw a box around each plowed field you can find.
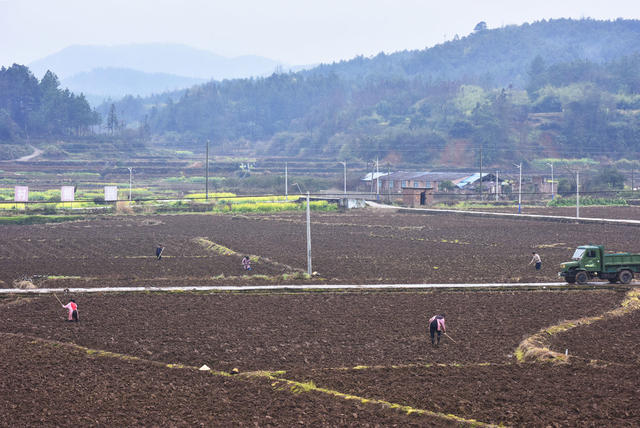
[2,208,640,425]
[2,207,640,288]
[2,289,639,426]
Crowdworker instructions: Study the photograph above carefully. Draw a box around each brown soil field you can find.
[2,289,638,426]
[3,208,640,425]
[287,362,640,427]
[0,334,437,427]
[2,207,640,288]
[548,309,640,365]
[0,291,622,370]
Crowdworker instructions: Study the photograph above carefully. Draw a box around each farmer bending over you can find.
[429,314,446,346]
[529,252,542,270]
[63,299,78,322]
[242,256,252,271]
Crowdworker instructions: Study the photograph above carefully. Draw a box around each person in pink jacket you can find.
[429,314,446,346]
[62,299,78,322]
[242,256,252,271]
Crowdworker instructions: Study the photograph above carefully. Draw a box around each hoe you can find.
[53,293,64,307]
[444,332,457,344]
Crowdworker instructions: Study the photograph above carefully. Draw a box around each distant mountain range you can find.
[61,68,206,105]
[5,18,640,167]
[28,43,311,104]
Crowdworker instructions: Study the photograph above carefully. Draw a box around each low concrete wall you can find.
[338,198,367,209]
[397,206,640,227]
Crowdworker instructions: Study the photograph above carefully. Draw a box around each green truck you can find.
[559,245,640,284]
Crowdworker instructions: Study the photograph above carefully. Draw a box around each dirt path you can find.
[0,281,594,294]
[15,146,43,162]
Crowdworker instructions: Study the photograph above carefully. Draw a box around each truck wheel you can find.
[618,270,633,285]
[575,271,589,285]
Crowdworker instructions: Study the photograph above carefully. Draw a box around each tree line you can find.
[0,64,100,142]
[95,18,640,167]
[141,53,640,167]
[3,18,640,169]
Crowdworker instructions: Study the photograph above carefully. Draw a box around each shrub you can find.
[547,196,628,207]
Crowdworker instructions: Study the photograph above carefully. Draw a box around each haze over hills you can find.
[61,68,207,105]
[27,43,311,103]
[4,19,640,169]
[28,43,302,80]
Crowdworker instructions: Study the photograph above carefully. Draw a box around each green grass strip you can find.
[259,372,498,427]
[2,332,230,376]
[193,237,236,255]
[515,288,640,363]
[192,236,305,274]
[7,331,496,426]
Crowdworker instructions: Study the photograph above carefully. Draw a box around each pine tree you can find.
[107,103,118,135]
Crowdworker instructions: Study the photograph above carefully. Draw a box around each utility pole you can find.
[387,165,391,202]
[546,162,554,200]
[306,192,312,275]
[495,170,499,201]
[127,167,133,201]
[339,161,347,197]
[479,145,483,201]
[576,170,580,218]
[632,167,635,192]
[205,140,209,200]
[376,156,380,200]
[370,161,375,194]
[285,162,288,201]
[514,163,522,213]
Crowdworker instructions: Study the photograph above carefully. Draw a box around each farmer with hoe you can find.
[59,297,78,322]
[529,252,542,270]
[429,313,446,346]
[156,244,165,260]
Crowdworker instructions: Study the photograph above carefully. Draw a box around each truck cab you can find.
[559,245,603,284]
[572,246,602,271]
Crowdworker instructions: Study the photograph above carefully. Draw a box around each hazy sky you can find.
[1,0,640,67]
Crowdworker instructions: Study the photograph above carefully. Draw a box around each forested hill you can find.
[135,18,640,167]
[305,18,640,87]
[4,19,640,167]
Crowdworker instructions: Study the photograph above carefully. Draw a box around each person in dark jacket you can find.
[156,244,165,260]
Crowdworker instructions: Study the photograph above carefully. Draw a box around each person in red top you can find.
[429,314,446,346]
[62,299,78,322]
